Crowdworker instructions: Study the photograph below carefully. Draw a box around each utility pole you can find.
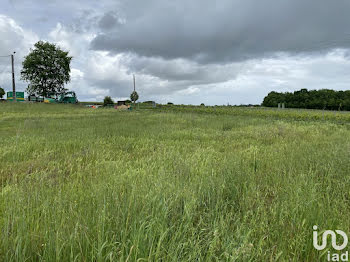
[11,52,16,101]
[133,74,136,107]
[133,74,136,92]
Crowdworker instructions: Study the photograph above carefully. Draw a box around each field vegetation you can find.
[1,103,350,261]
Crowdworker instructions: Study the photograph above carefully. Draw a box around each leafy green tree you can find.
[103,96,114,106]
[0,87,5,99]
[130,91,139,105]
[21,41,72,98]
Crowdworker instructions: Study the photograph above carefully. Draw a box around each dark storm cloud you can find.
[98,11,121,30]
[91,0,350,63]
[123,55,243,83]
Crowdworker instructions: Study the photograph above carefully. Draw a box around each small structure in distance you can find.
[115,100,131,110]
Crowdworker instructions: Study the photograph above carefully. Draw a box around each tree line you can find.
[262,88,350,111]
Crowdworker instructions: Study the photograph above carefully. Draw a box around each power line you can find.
[0,55,11,58]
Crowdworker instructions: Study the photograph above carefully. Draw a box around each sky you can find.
[1,0,350,105]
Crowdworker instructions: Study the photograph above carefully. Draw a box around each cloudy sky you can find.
[1,0,350,105]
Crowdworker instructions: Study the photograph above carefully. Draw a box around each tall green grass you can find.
[160,104,350,123]
[0,103,350,261]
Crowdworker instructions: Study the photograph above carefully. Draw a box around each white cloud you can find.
[48,23,95,57]
[0,15,38,59]
[0,15,39,92]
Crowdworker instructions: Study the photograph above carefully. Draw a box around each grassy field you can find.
[1,103,350,261]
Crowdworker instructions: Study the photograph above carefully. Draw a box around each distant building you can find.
[117,101,127,106]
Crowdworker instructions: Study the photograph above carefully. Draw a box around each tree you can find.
[0,87,4,99]
[103,96,114,106]
[21,41,72,98]
[262,91,285,107]
[130,91,139,105]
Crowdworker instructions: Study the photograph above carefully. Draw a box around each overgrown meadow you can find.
[1,103,350,261]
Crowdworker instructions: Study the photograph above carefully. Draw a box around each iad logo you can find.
[313,225,349,261]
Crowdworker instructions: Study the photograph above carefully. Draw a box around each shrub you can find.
[103,96,114,106]
[130,91,139,104]
[0,87,4,99]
